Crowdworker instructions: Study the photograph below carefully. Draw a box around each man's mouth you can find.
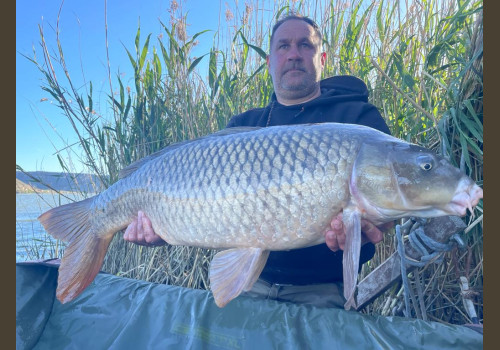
[283,67,305,75]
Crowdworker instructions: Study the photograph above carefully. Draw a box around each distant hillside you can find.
[16,178,42,193]
[16,171,105,193]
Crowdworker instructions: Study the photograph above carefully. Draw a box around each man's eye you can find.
[279,44,289,49]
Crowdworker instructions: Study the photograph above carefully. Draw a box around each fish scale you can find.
[104,126,350,250]
[38,123,482,308]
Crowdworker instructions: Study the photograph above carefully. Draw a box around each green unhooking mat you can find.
[16,262,482,349]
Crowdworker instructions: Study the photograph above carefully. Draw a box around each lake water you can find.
[16,192,88,262]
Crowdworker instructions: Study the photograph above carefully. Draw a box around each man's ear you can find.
[266,54,270,68]
[321,52,327,68]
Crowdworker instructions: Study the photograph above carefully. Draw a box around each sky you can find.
[16,0,239,173]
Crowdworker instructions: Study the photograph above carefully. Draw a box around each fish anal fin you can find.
[57,234,113,303]
[209,248,270,308]
[342,208,362,310]
[38,196,114,304]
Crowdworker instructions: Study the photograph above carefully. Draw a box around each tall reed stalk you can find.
[22,0,482,325]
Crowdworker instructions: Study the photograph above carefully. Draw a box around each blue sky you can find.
[17,0,334,174]
[16,0,236,173]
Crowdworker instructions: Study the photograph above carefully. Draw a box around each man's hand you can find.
[324,213,393,252]
[123,211,166,246]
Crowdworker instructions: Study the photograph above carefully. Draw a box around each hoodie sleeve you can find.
[314,99,391,136]
[226,107,270,128]
[356,103,391,135]
[318,76,391,135]
[226,113,245,128]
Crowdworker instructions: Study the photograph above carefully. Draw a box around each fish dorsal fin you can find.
[118,140,192,179]
[342,207,362,310]
[118,127,262,179]
[209,247,270,307]
[208,126,262,136]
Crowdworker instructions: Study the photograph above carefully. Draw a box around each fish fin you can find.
[342,208,362,310]
[118,144,189,179]
[212,126,262,135]
[119,127,262,179]
[38,197,113,303]
[209,248,270,307]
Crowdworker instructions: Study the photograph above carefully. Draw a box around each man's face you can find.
[267,19,326,104]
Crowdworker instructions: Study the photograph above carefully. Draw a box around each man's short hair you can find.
[269,14,322,47]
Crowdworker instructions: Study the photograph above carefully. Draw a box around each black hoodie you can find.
[226,75,391,285]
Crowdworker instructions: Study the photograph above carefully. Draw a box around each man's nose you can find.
[286,45,302,60]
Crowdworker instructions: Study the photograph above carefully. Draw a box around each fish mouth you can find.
[447,179,483,216]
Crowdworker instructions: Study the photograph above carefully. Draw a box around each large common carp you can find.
[39,123,482,309]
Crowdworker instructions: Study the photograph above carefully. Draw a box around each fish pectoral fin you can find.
[209,248,270,308]
[342,208,362,310]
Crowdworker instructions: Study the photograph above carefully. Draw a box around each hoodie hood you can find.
[320,75,370,98]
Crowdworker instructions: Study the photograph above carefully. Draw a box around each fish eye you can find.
[417,155,434,171]
[421,162,432,171]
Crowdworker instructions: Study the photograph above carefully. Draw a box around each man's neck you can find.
[276,88,321,106]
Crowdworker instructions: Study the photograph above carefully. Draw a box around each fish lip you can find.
[447,181,483,216]
[445,200,468,216]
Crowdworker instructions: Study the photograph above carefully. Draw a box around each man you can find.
[124,15,391,308]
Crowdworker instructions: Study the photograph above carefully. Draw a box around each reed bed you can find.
[21,0,482,325]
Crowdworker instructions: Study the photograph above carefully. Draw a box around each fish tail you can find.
[38,197,113,304]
